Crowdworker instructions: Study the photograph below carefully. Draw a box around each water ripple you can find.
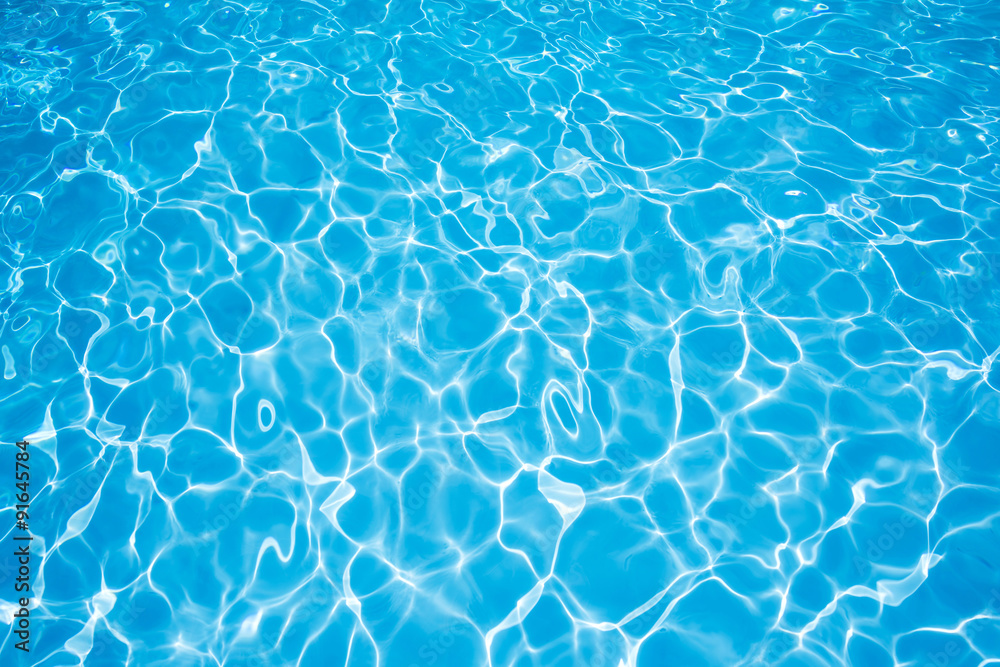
[1,0,1000,665]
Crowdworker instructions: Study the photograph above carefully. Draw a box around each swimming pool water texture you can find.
[1,0,999,665]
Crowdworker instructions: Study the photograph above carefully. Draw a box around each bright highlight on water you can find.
[1,0,999,665]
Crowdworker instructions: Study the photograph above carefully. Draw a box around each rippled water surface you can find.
[2,0,1000,665]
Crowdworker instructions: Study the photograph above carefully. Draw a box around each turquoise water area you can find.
[2,0,1000,665]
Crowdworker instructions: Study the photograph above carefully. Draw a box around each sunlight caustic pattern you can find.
[1,0,999,665]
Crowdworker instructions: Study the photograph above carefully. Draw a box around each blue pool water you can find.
[2,0,1000,665]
